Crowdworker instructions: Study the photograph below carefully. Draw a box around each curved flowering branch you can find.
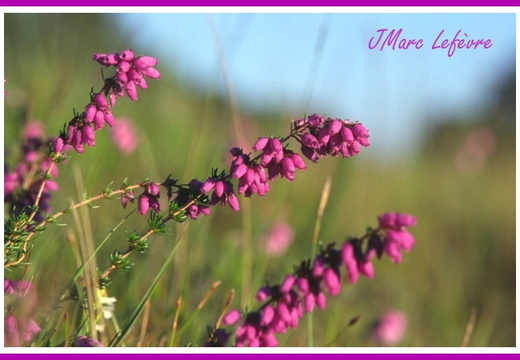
[95,114,370,280]
[4,49,160,268]
[207,212,417,347]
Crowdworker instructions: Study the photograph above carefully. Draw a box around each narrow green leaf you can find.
[109,234,183,347]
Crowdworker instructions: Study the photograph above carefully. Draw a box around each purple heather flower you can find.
[371,310,407,346]
[118,49,135,62]
[73,336,104,347]
[322,268,341,296]
[255,286,271,302]
[231,149,270,198]
[378,212,417,263]
[219,212,416,347]
[222,310,241,326]
[262,222,294,256]
[294,115,370,162]
[252,137,269,152]
[110,117,138,155]
[202,178,240,212]
[4,279,40,347]
[341,242,358,283]
[136,182,161,215]
[279,274,296,294]
[307,113,325,127]
[120,189,135,209]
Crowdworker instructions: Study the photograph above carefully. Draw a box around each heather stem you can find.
[26,161,56,224]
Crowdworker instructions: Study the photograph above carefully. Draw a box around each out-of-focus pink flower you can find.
[455,126,497,176]
[4,279,41,347]
[371,310,407,346]
[110,117,138,155]
[261,222,294,256]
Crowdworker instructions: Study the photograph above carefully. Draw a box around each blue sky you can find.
[115,12,515,158]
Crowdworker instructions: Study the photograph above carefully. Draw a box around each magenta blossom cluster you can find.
[216,212,416,347]
[4,122,59,222]
[54,49,159,155]
[294,113,370,162]
[129,114,370,220]
[137,181,161,215]
[201,177,240,212]
[4,279,41,347]
[228,114,369,200]
[229,143,306,198]
[94,49,160,102]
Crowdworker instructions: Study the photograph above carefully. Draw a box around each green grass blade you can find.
[109,234,183,347]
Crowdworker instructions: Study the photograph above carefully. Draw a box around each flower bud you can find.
[222,309,241,326]
[132,56,158,70]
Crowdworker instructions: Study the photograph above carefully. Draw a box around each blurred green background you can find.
[4,13,515,347]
